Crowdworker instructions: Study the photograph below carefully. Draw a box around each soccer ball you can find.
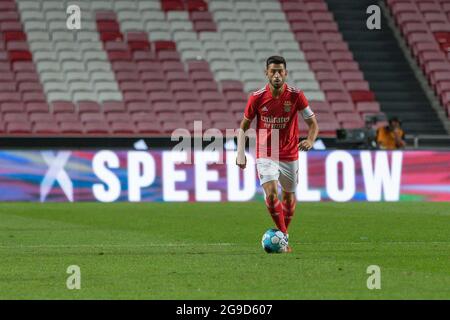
[261,228,288,253]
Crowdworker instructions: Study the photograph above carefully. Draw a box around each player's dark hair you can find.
[266,56,286,69]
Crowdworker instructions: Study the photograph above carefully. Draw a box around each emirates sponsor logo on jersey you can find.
[283,101,292,112]
[261,115,290,129]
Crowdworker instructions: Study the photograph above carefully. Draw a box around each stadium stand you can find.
[0,0,447,137]
[326,0,447,135]
[385,0,450,123]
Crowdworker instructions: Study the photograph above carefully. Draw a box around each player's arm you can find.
[236,117,251,169]
[299,113,319,151]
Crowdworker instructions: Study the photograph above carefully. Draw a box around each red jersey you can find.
[244,83,311,161]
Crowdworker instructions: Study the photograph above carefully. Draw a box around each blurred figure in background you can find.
[376,117,406,149]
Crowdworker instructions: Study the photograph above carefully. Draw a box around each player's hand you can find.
[298,139,313,151]
[236,153,247,169]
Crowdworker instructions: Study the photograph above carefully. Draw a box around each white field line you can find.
[0,241,449,249]
[0,243,235,249]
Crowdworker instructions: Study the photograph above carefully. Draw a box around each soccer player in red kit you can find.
[236,56,319,252]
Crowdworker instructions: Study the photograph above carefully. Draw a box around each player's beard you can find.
[272,78,284,89]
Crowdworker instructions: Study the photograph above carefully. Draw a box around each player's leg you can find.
[281,190,296,230]
[278,160,299,231]
[278,160,299,253]
[256,158,287,234]
[261,180,287,234]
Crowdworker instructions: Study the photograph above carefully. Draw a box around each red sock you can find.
[282,199,296,230]
[265,197,287,234]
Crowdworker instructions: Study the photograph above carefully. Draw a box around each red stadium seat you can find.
[166,71,190,82]
[96,21,120,32]
[330,102,355,113]
[169,80,197,95]
[23,92,45,103]
[163,61,185,72]
[183,111,210,123]
[107,113,131,123]
[129,111,153,122]
[190,71,215,82]
[200,91,225,103]
[7,121,31,134]
[15,71,39,82]
[12,61,35,72]
[321,81,346,92]
[78,101,101,114]
[111,122,136,134]
[174,91,199,103]
[326,91,352,103]
[345,81,370,91]
[52,101,76,114]
[220,80,244,93]
[0,81,16,91]
[95,11,117,21]
[336,112,363,123]
[203,101,228,112]
[3,112,27,123]
[120,81,145,92]
[161,0,185,12]
[291,21,316,32]
[0,92,21,103]
[55,113,79,123]
[0,11,20,22]
[80,113,105,123]
[127,102,151,114]
[26,102,49,114]
[335,61,359,72]
[186,0,208,12]
[154,41,177,52]
[33,121,60,134]
[178,101,203,113]
[195,81,219,93]
[194,21,217,32]
[190,11,213,22]
[18,82,43,93]
[158,50,181,62]
[161,121,187,133]
[149,92,174,103]
[136,121,161,134]
[133,51,156,62]
[108,50,132,61]
[84,122,110,134]
[305,51,329,62]
[295,31,318,43]
[340,71,365,81]
[330,51,353,62]
[310,101,331,113]
[60,122,83,134]
[224,91,247,103]
[29,112,54,123]
[100,31,123,42]
[123,91,148,104]
[350,90,376,102]
[285,11,309,23]
[144,80,169,92]
[436,81,450,96]
[103,101,126,113]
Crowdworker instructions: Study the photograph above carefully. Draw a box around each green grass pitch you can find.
[0,202,449,299]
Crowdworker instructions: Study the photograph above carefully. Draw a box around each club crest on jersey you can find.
[283,101,292,112]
